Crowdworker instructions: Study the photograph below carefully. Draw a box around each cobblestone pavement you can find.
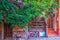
[28,37,60,40]
[4,37,60,40]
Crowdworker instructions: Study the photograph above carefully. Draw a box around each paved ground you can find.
[4,37,60,40]
[28,37,60,40]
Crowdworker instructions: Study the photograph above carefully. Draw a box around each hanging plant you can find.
[0,0,59,28]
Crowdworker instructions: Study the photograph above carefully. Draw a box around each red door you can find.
[4,23,12,39]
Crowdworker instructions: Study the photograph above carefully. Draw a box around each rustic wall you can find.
[0,23,3,40]
[58,8,60,36]
[57,0,60,36]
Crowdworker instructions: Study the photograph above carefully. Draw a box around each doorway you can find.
[4,23,12,39]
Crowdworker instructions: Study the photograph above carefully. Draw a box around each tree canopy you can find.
[0,0,59,28]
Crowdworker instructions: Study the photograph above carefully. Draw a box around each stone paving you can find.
[4,37,60,40]
[28,37,60,40]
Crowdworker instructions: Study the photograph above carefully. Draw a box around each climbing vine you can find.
[0,0,59,28]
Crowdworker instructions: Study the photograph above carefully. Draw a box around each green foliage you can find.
[0,0,59,28]
[0,12,3,22]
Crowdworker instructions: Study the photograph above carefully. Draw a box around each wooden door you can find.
[4,23,12,39]
[0,23,3,40]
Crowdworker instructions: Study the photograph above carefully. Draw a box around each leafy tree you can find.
[0,0,59,28]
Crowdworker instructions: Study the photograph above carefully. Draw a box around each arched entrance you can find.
[29,17,47,37]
